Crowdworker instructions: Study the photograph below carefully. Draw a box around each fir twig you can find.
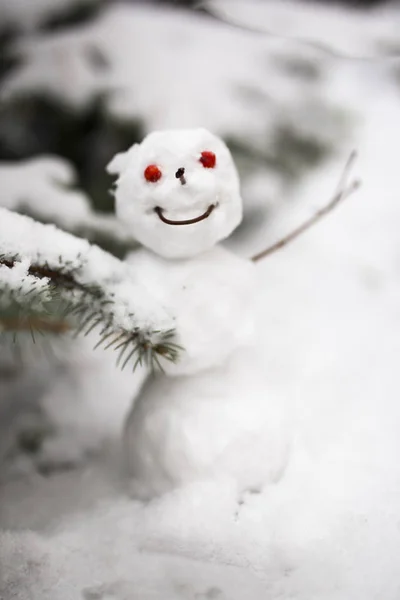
[0,256,89,292]
[0,208,179,371]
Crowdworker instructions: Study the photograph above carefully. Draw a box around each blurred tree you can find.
[0,95,143,215]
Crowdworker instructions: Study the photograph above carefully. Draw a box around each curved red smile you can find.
[154,204,216,226]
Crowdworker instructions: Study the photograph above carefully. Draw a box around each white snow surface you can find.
[2,77,400,597]
[2,4,400,600]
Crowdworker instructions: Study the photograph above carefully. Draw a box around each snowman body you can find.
[109,129,289,499]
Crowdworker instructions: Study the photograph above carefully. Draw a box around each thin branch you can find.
[0,256,88,293]
[0,317,70,333]
[251,151,360,263]
[0,256,179,371]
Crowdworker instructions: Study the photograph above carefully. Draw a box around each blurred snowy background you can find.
[1,0,400,598]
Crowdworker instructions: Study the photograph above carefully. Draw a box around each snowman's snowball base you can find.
[124,348,290,501]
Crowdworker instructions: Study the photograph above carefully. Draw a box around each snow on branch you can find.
[0,207,179,370]
[0,158,138,256]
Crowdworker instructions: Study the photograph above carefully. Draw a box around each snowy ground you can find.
[2,1,400,599]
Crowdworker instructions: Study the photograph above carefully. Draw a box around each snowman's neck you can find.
[147,244,231,265]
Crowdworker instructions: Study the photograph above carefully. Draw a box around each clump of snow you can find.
[125,346,290,500]
[0,157,90,226]
[0,157,134,242]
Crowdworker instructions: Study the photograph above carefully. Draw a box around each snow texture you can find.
[0,157,90,227]
[0,335,147,476]
[125,246,255,376]
[124,346,290,500]
[0,157,134,241]
[122,244,285,499]
[2,1,400,599]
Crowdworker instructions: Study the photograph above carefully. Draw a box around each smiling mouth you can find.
[154,204,216,226]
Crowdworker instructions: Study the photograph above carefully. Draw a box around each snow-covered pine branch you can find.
[0,207,179,370]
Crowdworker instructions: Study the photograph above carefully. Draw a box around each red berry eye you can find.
[199,151,216,169]
[144,164,162,182]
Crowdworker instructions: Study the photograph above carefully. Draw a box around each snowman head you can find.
[108,128,243,259]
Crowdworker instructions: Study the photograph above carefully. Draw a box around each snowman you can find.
[108,128,290,500]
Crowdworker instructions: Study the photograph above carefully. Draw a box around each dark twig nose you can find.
[175,167,186,185]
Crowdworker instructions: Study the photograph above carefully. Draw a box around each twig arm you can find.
[251,152,360,263]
